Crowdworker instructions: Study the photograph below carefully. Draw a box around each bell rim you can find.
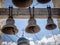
[37,0,51,4]
[1,25,18,35]
[46,24,57,30]
[25,25,40,34]
[1,29,18,35]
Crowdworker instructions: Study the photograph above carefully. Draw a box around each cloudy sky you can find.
[2,0,60,45]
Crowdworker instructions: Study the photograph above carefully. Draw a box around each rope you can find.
[29,7,32,18]
[47,6,52,17]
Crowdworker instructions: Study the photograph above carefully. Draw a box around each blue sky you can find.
[2,0,60,45]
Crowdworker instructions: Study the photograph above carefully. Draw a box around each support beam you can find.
[0,8,60,19]
[0,0,5,45]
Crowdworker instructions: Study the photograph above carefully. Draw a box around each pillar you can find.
[52,0,60,30]
[0,20,4,45]
[52,0,60,8]
[0,0,5,45]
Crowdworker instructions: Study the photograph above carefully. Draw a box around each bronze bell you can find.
[12,0,33,8]
[37,0,51,4]
[1,6,18,35]
[46,17,57,30]
[46,6,57,30]
[25,7,40,34]
[2,17,18,34]
[25,18,40,34]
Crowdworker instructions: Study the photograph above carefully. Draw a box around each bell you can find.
[25,18,40,34]
[1,17,18,34]
[1,6,18,35]
[46,6,57,30]
[25,7,40,34]
[37,0,51,4]
[12,0,33,8]
[46,17,57,30]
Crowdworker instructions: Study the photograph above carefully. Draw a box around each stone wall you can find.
[52,0,60,8]
[52,0,60,30]
[0,0,5,8]
[0,20,4,45]
[0,0,5,45]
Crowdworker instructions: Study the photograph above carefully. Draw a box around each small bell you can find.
[1,6,18,34]
[46,17,57,30]
[46,6,57,30]
[26,18,40,34]
[25,7,40,34]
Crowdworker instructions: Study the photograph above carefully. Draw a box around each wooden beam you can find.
[0,8,60,19]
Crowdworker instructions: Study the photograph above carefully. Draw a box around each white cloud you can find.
[2,41,35,45]
[2,34,60,45]
[30,41,35,45]
[2,42,17,45]
[37,34,60,45]
[40,37,48,43]
[28,38,33,41]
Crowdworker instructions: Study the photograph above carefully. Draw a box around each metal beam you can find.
[0,8,60,19]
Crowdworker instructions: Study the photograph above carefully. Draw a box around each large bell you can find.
[46,16,57,30]
[2,17,18,34]
[25,18,40,34]
[1,6,18,35]
[37,0,51,4]
[12,0,33,8]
